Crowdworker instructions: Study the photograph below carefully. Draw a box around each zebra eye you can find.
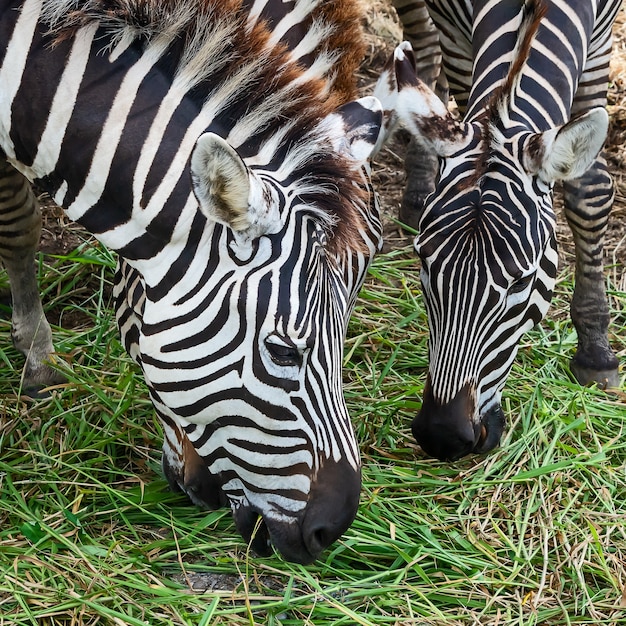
[508,274,533,295]
[264,337,303,367]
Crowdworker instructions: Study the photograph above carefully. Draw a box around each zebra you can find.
[0,0,394,564]
[379,0,622,460]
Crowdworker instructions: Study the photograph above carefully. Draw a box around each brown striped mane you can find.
[39,0,370,256]
[40,0,364,103]
[472,0,548,186]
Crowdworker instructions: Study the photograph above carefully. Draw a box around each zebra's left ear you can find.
[522,108,609,182]
[327,96,385,162]
[190,133,279,237]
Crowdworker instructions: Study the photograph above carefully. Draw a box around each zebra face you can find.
[389,41,610,461]
[127,98,385,564]
[145,212,375,563]
[413,127,559,460]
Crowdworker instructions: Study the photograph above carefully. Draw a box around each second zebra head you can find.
[377,5,616,462]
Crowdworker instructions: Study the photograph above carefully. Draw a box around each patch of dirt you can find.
[37,191,91,255]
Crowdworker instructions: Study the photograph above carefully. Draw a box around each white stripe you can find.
[0,0,43,160]
[64,34,171,222]
[30,24,98,178]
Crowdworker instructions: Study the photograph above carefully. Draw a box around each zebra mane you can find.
[474,0,548,182]
[38,0,369,256]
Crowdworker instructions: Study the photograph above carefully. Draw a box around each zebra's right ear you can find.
[522,108,609,182]
[190,133,279,237]
[387,45,470,157]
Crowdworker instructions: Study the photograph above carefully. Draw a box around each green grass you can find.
[1,240,626,625]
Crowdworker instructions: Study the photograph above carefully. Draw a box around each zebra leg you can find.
[0,159,63,395]
[399,141,439,230]
[391,0,447,230]
[562,156,620,388]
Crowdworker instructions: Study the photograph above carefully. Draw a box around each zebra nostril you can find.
[477,424,488,447]
[474,406,506,454]
[304,524,333,557]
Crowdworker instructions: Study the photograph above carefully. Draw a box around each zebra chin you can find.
[232,458,362,565]
[161,426,361,563]
[412,379,506,461]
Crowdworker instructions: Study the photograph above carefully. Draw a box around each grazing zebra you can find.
[0,0,391,564]
[381,0,622,460]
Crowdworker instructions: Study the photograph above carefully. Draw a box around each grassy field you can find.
[1,235,625,625]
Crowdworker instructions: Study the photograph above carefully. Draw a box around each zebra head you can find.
[124,97,386,564]
[385,43,608,460]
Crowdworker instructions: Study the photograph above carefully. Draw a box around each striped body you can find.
[0,0,388,563]
[386,0,621,459]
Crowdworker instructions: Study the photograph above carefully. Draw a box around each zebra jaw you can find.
[229,457,361,565]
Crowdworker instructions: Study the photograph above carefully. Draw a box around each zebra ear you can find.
[373,41,418,147]
[190,133,277,236]
[522,108,609,182]
[327,96,384,162]
[386,46,469,156]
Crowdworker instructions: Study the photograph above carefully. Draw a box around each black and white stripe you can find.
[0,0,388,563]
[387,0,621,460]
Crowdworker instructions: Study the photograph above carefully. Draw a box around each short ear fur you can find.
[522,107,609,182]
[326,96,385,161]
[378,42,470,157]
[191,133,253,231]
[191,133,282,243]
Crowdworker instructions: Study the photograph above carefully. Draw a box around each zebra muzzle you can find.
[232,457,361,564]
[412,378,506,460]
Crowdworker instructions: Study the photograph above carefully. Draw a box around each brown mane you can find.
[471,0,548,187]
[39,0,370,256]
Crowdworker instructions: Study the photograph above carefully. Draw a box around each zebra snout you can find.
[300,457,361,560]
[412,379,498,461]
[235,458,361,564]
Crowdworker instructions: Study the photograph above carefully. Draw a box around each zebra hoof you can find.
[20,373,66,399]
[20,384,56,400]
[569,359,620,390]
[21,362,67,400]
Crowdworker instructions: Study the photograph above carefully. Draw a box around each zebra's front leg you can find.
[562,156,620,388]
[0,159,64,395]
[399,139,439,230]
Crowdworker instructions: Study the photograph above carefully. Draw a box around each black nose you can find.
[242,457,361,565]
[412,378,480,461]
[300,457,361,559]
